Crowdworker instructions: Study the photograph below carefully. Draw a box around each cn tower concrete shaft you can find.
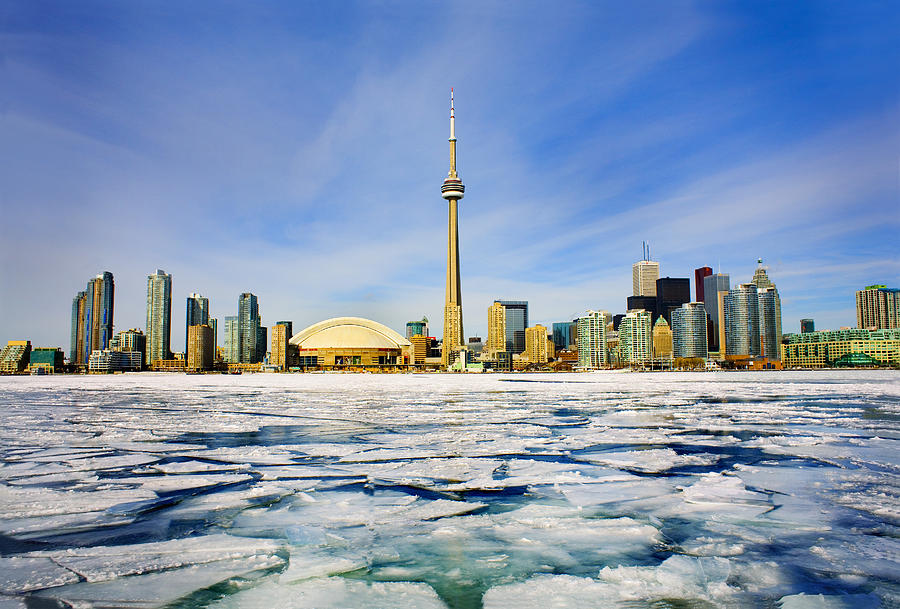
[441,89,465,368]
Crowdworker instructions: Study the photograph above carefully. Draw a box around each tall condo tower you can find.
[146,270,172,366]
[441,89,465,367]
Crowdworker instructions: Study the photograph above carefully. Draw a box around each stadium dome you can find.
[289,317,412,369]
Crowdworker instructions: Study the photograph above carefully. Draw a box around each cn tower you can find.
[441,89,465,368]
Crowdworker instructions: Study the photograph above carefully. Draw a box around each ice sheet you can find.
[0,370,897,608]
[209,578,448,609]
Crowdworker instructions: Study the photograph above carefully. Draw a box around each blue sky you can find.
[1,1,898,350]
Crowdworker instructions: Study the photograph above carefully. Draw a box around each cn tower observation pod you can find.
[289,317,412,369]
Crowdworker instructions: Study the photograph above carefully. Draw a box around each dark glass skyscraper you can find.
[552,322,575,351]
[238,292,262,363]
[626,296,657,322]
[496,300,528,353]
[800,319,815,333]
[703,273,730,352]
[655,277,690,326]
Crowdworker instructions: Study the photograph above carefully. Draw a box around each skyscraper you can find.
[496,300,528,354]
[626,295,657,322]
[552,321,575,351]
[146,270,172,365]
[70,272,115,365]
[656,277,690,326]
[633,262,660,297]
[406,318,428,339]
[751,260,782,352]
[724,283,760,357]
[187,324,214,371]
[185,293,209,355]
[694,267,712,303]
[800,319,815,334]
[441,89,465,367]
[238,293,261,363]
[70,291,86,365]
[703,273,730,353]
[632,242,659,297]
[576,310,610,370]
[224,316,239,363]
[856,285,900,330]
[525,325,548,364]
[619,309,652,366]
[672,303,708,359]
[486,302,506,357]
[758,287,780,360]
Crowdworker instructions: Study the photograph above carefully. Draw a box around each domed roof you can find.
[289,317,411,350]
[654,316,669,327]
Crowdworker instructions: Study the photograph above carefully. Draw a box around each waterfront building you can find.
[626,296,657,324]
[109,329,146,368]
[238,293,262,363]
[856,285,900,330]
[409,335,430,365]
[185,294,209,354]
[800,319,815,334]
[224,316,239,363]
[289,317,412,369]
[70,271,114,365]
[496,300,528,354]
[672,303,708,359]
[486,302,506,357]
[88,350,142,373]
[406,318,428,339]
[257,325,268,364]
[694,267,713,303]
[441,90,465,368]
[619,310,652,366]
[656,277,690,326]
[751,260,782,355]
[552,322,575,351]
[782,328,900,368]
[28,348,65,374]
[187,324,214,371]
[270,322,291,370]
[208,318,218,357]
[70,291,87,365]
[146,270,172,366]
[0,341,32,374]
[525,325,548,364]
[724,283,761,357]
[703,273,730,353]
[758,287,781,360]
[652,316,673,361]
[576,310,610,370]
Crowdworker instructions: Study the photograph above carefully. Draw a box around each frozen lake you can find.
[0,371,897,608]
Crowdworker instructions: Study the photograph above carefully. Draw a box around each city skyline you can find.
[2,3,899,350]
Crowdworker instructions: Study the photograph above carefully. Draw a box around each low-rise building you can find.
[0,341,32,374]
[781,328,900,368]
[89,350,142,372]
[28,347,64,373]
